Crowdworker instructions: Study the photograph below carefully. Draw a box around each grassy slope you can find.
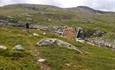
[0,26,115,70]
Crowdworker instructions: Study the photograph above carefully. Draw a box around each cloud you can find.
[0,0,115,11]
[0,0,25,5]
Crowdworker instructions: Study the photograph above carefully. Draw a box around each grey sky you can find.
[0,0,115,11]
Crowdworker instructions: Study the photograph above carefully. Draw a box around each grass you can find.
[0,56,39,70]
[0,27,40,70]
[39,43,115,70]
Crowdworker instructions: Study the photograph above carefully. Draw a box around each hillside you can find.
[0,4,115,31]
[0,4,115,70]
[0,26,115,70]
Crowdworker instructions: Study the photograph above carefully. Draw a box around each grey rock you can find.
[33,33,39,37]
[86,38,115,49]
[37,38,82,53]
[93,30,106,37]
[37,38,56,46]
[13,45,25,51]
[38,58,46,63]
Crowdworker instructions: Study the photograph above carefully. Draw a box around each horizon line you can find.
[0,3,115,12]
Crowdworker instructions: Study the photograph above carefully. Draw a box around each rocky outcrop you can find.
[77,29,115,49]
[77,29,106,39]
[86,38,115,49]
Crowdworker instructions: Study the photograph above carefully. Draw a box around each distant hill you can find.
[67,6,114,14]
[0,4,115,32]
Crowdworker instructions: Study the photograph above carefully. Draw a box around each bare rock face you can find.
[37,38,82,53]
[13,45,25,51]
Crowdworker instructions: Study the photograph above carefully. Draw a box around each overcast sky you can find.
[0,0,115,11]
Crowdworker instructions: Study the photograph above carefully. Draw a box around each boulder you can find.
[37,38,82,53]
[65,63,71,67]
[37,38,56,46]
[13,45,25,51]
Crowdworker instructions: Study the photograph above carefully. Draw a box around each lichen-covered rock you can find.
[13,45,25,51]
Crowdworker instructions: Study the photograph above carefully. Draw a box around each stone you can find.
[37,38,56,46]
[93,30,106,37]
[13,45,25,51]
[76,39,85,43]
[33,33,39,37]
[43,32,46,35]
[87,42,95,46]
[65,63,71,67]
[38,58,46,63]
[0,45,7,50]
